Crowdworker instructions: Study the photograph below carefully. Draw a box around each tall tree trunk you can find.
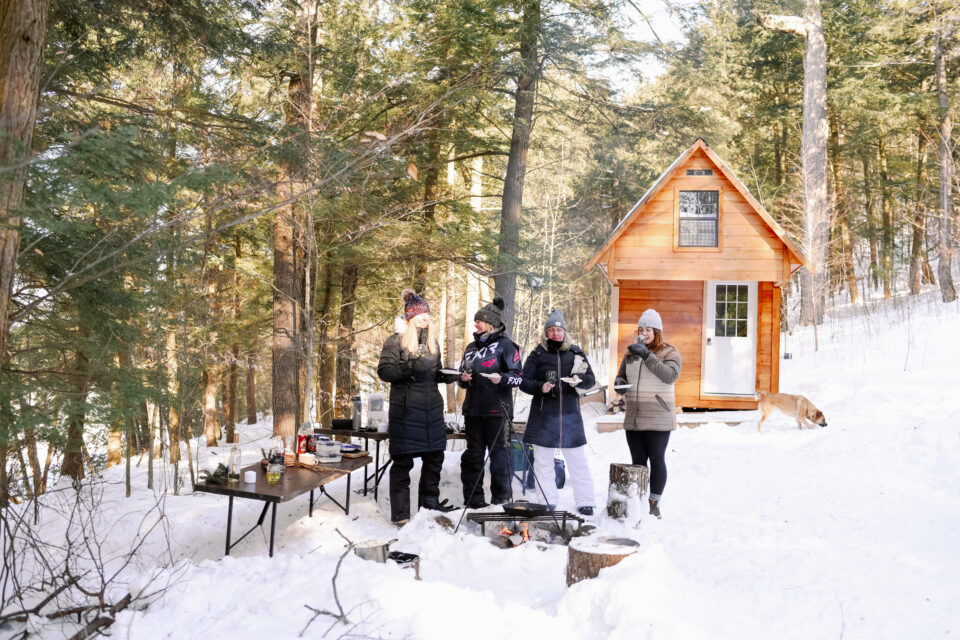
[445,261,457,412]
[878,133,893,298]
[315,263,337,424]
[245,354,257,424]
[494,0,541,335]
[830,119,859,304]
[335,264,359,418]
[935,22,957,302]
[0,386,13,506]
[0,0,49,366]
[223,240,240,442]
[414,137,443,293]
[910,130,929,295]
[273,6,315,438]
[759,0,830,325]
[862,154,879,290]
[203,267,221,446]
[166,328,181,464]
[61,351,90,484]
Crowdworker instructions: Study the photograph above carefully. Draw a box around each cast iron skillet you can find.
[501,500,548,517]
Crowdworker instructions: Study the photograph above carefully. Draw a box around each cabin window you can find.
[686,169,713,176]
[677,190,719,247]
[715,284,748,337]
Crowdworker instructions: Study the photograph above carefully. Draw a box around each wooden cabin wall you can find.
[617,280,703,408]
[610,151,786,283]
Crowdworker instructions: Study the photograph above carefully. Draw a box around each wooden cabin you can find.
[585,138,811,410]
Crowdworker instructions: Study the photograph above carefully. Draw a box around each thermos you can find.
[352,395,362,430]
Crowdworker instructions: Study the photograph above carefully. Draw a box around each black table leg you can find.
[310,489,314,517]
[225,496,234,556]
[374,440,380,501]
[346,473,351,515]
[268,503,277,557]
[362,436,370,497]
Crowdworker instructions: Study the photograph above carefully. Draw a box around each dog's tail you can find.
[754,390,768,402]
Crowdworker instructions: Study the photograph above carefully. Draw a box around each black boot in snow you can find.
[648,498,661,519]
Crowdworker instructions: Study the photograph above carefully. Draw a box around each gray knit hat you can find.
[637,309,663,331]
[544,308,567,332]
[474,296,505,328]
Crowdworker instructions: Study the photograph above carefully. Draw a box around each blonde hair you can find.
[400,315,439,356]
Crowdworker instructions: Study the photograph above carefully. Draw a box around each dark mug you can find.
[464,361,474,375]
[545,371,557,385]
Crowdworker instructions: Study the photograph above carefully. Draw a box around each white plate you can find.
[613,384,632,390]
[440,368,461,375]
[560,377,580,384]
[479,372,499,378]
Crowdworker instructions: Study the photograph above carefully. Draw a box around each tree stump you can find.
[566,536,640,586]
[606,463,648,521]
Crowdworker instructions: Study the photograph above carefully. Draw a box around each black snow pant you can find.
[625,430,671,499]
[389,450,444,522]
[461,415,512,507]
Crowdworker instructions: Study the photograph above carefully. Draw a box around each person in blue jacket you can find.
[518,309,596,516]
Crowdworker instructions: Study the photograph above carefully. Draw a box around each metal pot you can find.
[353,538,396,563]
[501,500,548,517]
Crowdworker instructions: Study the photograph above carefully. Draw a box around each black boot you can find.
[649,498,661,519]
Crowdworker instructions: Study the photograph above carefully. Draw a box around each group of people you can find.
[377,288,682,525]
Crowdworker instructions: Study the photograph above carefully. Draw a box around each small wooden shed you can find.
[585,138,811,410]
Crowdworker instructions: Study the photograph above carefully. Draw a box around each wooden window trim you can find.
[673,185,724,253]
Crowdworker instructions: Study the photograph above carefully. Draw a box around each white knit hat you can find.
[637,309,663,331]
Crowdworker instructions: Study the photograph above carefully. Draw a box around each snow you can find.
[11,293,960,639]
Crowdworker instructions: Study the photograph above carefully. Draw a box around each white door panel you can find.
[703,281,757,395]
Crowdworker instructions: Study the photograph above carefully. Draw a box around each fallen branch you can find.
[299,529,353,637]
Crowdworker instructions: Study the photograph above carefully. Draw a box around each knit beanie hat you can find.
[401,288,430,320]
[637,308,663,331]
[544,308,567,333]
[474,296,505,328]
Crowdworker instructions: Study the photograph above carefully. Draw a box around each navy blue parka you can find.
[519,340,596,448]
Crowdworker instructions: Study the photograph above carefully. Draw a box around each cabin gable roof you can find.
[585,138,811,276]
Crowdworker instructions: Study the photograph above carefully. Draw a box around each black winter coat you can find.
[377,332,458,456]
[458,328,523,418]
[519,341,596,448]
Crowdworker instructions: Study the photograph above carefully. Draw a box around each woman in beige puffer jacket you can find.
[614,309,682,519]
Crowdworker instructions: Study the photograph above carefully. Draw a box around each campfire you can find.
[497,521,530,547]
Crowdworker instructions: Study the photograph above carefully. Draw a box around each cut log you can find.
[566,536,640,586]
[606,462,648,521]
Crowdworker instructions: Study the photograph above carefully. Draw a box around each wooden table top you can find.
[193,463,339,503]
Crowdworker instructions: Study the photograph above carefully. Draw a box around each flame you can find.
[497,521,531,545]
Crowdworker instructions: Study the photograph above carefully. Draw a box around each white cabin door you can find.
[703,281,757,395]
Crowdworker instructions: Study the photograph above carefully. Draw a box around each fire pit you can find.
[467,510,584,548]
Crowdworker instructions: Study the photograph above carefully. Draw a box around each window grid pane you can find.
[715,285,749,337]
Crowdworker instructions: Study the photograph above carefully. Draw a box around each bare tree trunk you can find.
[759,0,830,325]
[203,268,221,446]
[245,354,257,424]
[316,264,337,424]
[445,261,457,412]
[61,351,90,483]
[830,119,859,304]
[494,0,541,335]
[878,133,894,298]
[935,22,957,302]
[861,154,879,291]
[223,241,240,442]
[166,328,181,463]
[0,0,49,366]
[335,264,358,418]
[910,130,929,295]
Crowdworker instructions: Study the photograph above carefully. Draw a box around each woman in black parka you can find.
[377,288,459,525]
[518,309,597,515]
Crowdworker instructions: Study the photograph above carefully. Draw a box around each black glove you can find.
[628,341,651,359]
[398,359,415,378]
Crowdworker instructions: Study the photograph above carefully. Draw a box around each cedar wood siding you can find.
[607,150,784,410]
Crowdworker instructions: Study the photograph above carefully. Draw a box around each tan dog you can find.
[755,391,828,433]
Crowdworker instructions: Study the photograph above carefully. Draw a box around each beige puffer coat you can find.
[615,343,682,431]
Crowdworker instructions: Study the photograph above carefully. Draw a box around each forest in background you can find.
[1,0,959,505]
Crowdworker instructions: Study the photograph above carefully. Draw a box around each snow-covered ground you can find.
[12,293,960,639]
